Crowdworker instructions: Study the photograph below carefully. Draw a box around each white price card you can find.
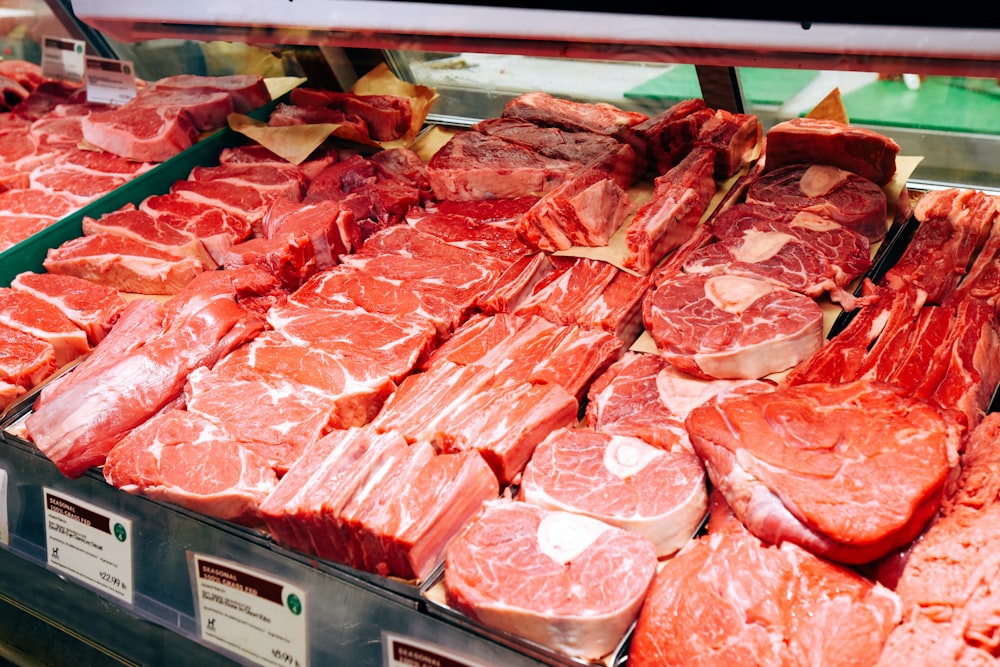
[84,56,137,106]
[43,487,133,604]
[192,553,308,667]
[40,35,86,83]
[383,632,492,667]
[0,467,9,546]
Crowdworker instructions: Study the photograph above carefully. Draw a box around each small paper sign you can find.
[383,632,491,667]
[85,56,137,106]
[41,35,86,83]
[192,553,308,667]
[43,487,134,604]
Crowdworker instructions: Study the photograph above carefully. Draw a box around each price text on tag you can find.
[85,56,137,106]
[193,554,308,667]
[43,487,134,604]
[41,36,86,83]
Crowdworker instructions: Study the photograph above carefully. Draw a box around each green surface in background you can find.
[841,77,1000,134]
[626,66,1000,136]
[625,64,820,106]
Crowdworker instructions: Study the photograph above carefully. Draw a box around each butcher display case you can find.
[1,2,999,666]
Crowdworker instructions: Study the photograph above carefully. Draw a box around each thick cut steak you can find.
[746,163,889,242]
[627,495,901,667]
[81,105,200,162]
[642,272,824,379]
[685,379,962,564]
[151,73,271,113]
[10,271,126,345]
[761,117,900,185]
[444,498,657,661]
[128,88,234,131]
[288,87,411,141]
[684,203,872,305]
[0,322,56,393]
[521,426,707,557]
[103,408,278,525]
[43,233,207,295]
[81,205,218,269]
[0,287,90,367]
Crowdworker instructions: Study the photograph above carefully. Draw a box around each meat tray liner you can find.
[0,94,286,288]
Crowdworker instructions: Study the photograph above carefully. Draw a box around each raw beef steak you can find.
[627,494,901,667]
[0,287,90,367]
[747,163,889,242]
[500,91,648,138]
[0,322,56,393]
[685,378,962,564]
[81,105,200,163]
[128,88,234,131]
[103,408,279,525]
[761,117,900,185]
[444,498,657,661]
[151,73,270,113]
[10,271,126,345]
[642,272,824,379]
[520,426,707,557]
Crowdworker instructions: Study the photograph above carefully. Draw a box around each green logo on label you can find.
[286,594,302,615]
[75,44,83,53]
[123,65,131,76]
[113,523,127,542]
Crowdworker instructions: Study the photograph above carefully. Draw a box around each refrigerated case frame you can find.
[2,3,1000,666]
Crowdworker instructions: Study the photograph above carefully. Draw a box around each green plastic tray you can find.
[0,95,286,288]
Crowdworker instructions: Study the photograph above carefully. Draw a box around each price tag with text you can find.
[192,553,308,667]
[43,487,133,604]
[0,468,9,546]
[84,56,137,106]
[383,632,492,667]
[41,35,86,83]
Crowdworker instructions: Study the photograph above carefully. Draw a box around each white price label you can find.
[0,467,9,546]
[84,56,137,106]
[193,554,308,667]
[41,35,86,83]
[43,488,133,604]
[383,632,491,667]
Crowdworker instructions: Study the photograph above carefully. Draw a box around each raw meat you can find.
[128,88,234,131]
[474,117,645,189]
[695,107,762,178]
[151,73,271,113]
[747,163,889,242]
[500,91,648,138]
[372,360,579,485]
[623,144,718,274]
[169,177,283,236]
[10,271,126,345]
[685,378,962,564]
[81,205,218,269]
[443,498,657,661]
[876,413,1000,667]
[187,162,309,201]
[103,408,279,525]
[426,129,583,201]
[584,351,690,449]
[184,365,345,476]
[882,187,996,305]
[80,105,200,162]
[288,88,412,141]
[338,443,499,580]
[405,208,534,262]
[0,287,90,368]
[642,272,824,379]
[762,117,900,185]
[138,192,254,265]
[684,203,873,305]
[521,426,707,557]
[0,323,56,393]
[655,363,774,420]
[261,198,362,269]
[24,291,264,478]
[43,233,207,295]
[516,168,635,252]
[628,494,901,667]
[624,97,712,175]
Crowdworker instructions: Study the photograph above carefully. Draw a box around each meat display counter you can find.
[1,2,999,667]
